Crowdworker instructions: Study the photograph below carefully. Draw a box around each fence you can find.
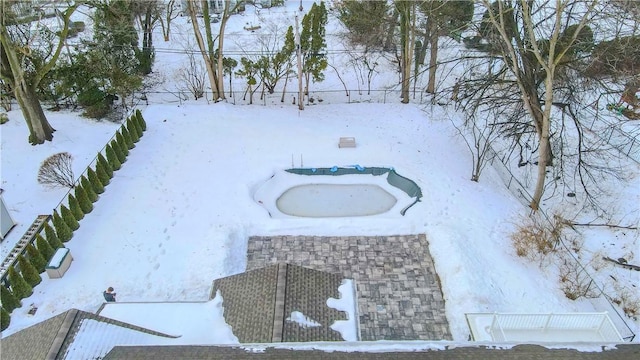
[141,88,430,107]
[466,312,623,342]
[583,106,640,165]
[477,122,636,342]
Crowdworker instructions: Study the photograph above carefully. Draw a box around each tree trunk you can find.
[398,2,412,103]
[530,124,550,210]
[522,78,554,167]
[1,3,77,144]
[215,1,232,101]
[530,62,557,210]
[143,9,153,50]
[0,33,54,144]
[187,1,219,100]
[16,81,55,144]
[383,9,398,52]
[281,70,290,103]
[418,19,429,65]
[426,27,438,94]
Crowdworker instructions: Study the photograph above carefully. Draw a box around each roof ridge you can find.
[77,309,179,338]
[53,308,179,360]
[45,309,78,360]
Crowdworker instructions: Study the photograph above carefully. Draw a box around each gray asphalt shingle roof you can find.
[0,308,175,360]
[211,263,347,343]
[103,344,640,360]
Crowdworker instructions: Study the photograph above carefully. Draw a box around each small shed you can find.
[46,248,73,279]
[0,192,16,240]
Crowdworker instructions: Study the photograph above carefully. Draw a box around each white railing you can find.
[466,312,623,342]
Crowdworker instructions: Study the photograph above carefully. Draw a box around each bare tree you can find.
[344,48,382,96]
[0,2,78,144]
[417,1,473,94]
[175,50,206,100]
[450,110,500,182]
[468,0,598,210]
[396,0,416,104]
[38,152,75,189]
[186,0,244,101]
[158,0,180,41]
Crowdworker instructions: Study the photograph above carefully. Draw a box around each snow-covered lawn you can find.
[1,0,638,347]
[3,101,626,342]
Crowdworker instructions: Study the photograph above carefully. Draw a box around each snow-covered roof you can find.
[101,343,638,360]
[0,308,176,360]
[211,263,353,343]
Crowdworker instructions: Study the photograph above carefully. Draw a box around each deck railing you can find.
[486,312,623,342]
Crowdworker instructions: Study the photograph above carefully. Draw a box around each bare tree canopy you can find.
[38,152,75,189]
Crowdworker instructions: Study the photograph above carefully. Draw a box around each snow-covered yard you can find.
[1,0,638,348]
[3,100,637,343]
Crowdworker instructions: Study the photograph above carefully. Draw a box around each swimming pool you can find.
[253,167,422,218]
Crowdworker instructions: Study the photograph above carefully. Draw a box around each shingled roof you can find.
[0,308,176,360]
[103,344,640,360]
[211,263,349,343]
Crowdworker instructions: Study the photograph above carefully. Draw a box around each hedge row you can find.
[1,111,148,331]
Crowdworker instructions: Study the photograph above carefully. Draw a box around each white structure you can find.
[0,193,16,240]
[466,312,623,342]
[338,137,356,148]
[46,248,74,279]
[180,0,236,15]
